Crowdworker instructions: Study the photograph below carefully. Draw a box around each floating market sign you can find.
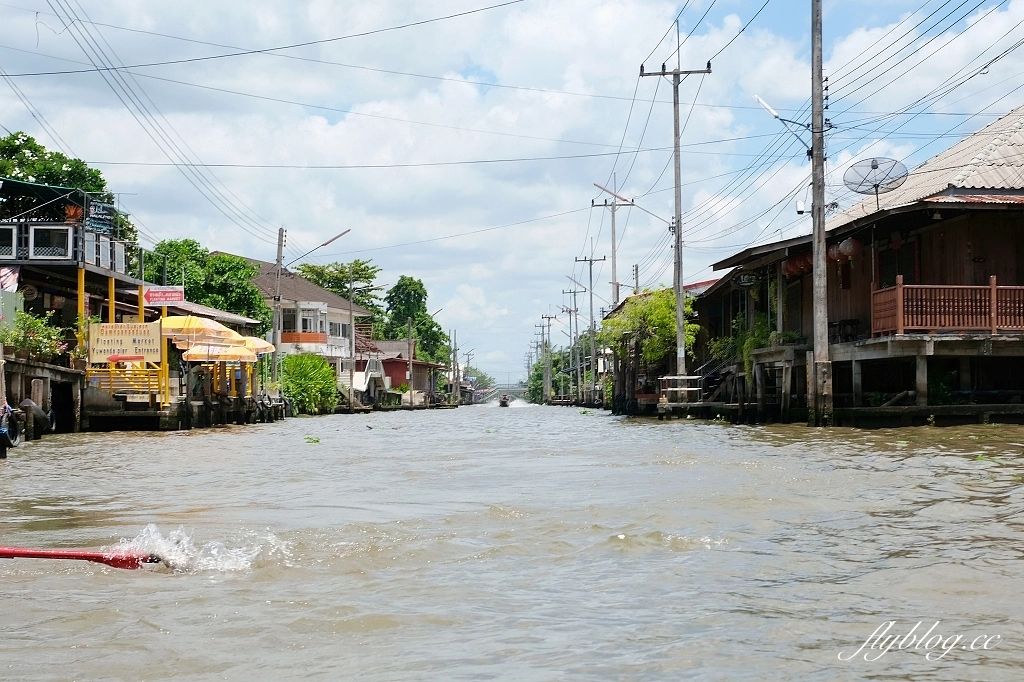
[89,321,162,363]
[142,285,185,305]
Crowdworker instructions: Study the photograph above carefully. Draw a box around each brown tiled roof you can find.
[216,253,371,317]
[354,331,381,354]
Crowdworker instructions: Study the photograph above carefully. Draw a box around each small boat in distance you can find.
[499,395,511,407]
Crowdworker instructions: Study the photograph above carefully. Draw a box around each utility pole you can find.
[593,178,629,307]
[563,287,584,402]
[639,24,711,377]
[348,269,354,411]
[575,256,606,399]
[634,264,639,295]
[451,329,459,404]
[407,316,414,406]
[271,226,286,384]
[541,314,557,402]
[810,0,831,425]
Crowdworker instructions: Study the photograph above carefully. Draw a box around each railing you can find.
[281,331,328,344]
[872,275,1024,334]
[87,365,166,402]
[659,375,702,404]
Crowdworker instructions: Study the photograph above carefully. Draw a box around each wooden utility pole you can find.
[271,226,286,383]
[575,256,606,398]
[639,24,711,376]
[811,0,831,424]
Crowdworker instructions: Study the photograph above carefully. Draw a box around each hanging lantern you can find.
[827,243,843,262]
[839,237,863,258]
[801,251,814,270]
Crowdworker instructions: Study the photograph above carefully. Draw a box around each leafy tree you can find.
[295,259,386,327]
[384,275,450,363]
[0,132,137,243]
[598,288,698,364]
[464,364,495,389]
[526,348,570,403]
[384,275,428,334]
[150,239,273,332]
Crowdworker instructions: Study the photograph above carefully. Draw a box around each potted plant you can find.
[10,311,68,363]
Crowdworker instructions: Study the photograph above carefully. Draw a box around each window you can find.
[0,226,14,258]
[329,322,342,337]
[99,235,111,268]
[283,310,296,332]
[29,226,71,259]
[342,323,351,339]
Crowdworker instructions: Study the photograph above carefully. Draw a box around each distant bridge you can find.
[477,383,528,403]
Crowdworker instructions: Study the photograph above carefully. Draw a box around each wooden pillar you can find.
[776,263,784,333]
[916,355,928,407]
[990,274,998,334]
[852,359,863,407]
[781,360,792,421]
[895,275,905,335]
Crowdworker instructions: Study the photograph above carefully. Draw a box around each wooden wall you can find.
[918,213,1024,286]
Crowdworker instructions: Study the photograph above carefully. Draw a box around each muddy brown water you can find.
[1,403,1023,680]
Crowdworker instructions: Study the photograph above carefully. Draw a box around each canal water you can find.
[1,404,1023,680]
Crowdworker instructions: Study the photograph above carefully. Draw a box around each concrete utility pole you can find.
[575,256,606,396]
[811,0,831,424]
[407,316,414,406]
[271,226,286,383]
[348,269,354,411]
[592,181,628,307]
[563,287,584,401]
[633,263,639,295]
[639,23,711,376]
[541,315,557,401]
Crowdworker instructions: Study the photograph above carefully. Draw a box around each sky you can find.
[3,0,1024,382]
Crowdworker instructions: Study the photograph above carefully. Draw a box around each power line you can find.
[6,1,526,77]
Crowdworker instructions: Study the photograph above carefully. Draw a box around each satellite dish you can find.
[843,157,908,210]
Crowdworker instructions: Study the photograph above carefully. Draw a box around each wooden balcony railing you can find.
[871,275,1024,335]
[281,331,328,344]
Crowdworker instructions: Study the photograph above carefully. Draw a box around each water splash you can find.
[111,524,291,573]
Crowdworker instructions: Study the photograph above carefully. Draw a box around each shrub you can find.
[281,353,338,415]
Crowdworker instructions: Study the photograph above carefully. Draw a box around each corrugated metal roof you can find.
[827,105,1024,231]
[926,193,1024,204]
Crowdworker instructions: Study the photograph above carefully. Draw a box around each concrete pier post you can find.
[852,359,863,407]
[916,356,928,407]
[755,363,765,423]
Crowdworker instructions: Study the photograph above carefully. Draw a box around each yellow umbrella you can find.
[161,315,231,337]
[243,337,275,354]
[182,343,258,363]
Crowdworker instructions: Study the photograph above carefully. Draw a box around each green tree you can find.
[383,275,450,363]
[464,364,495,389]
[598,288,698,364]
[384,275,428,334]
[151,239,273,332]
[295,259,386,327]
[0,132,137,244]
